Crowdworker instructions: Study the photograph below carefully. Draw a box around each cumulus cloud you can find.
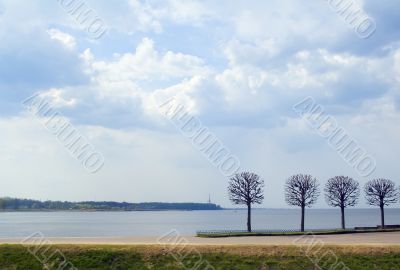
[47,28,76,49]
[33,36,397,131]
[87,38,209,82]
[30,37,212,128]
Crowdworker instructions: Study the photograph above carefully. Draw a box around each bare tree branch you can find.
[284,174,320,232]
[285,174,319,207]
[228,171,264,232]
[365,179,398,206]
[364,178,398,227]
[324,176,360,229]
[325,176,360,208]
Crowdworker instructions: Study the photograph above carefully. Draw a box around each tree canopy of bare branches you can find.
[228,172,264,232]
[285,174,319,231]
[285,174,319,207]
[364,179,398,227]
[324,176,360,229]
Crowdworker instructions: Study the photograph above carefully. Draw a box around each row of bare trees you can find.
[228,172,399,232]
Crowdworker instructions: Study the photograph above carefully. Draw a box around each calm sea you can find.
[0,208,399,237]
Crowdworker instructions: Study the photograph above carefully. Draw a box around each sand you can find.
[0,231,399,246]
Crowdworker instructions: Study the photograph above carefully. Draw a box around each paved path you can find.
[1,231,399,246]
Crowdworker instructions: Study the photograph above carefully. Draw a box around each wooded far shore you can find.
[0,198,222,211]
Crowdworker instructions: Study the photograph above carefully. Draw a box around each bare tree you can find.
[285,174,319,232]
[228,172,264,232]
[325,176,360,229]
[364,179,398,228]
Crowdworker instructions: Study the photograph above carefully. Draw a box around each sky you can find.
[0,0,399,208]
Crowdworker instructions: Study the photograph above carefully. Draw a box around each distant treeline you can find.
[0,198,222,211]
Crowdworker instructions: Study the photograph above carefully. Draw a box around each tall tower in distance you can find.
[208,194,211,204]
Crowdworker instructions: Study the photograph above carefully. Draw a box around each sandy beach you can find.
[1,231,399,246]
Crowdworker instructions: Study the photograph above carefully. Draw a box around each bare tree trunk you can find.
[301,205,305,232]
[341,206,345,230]
[247,203,252,232]
[380,204,385,228]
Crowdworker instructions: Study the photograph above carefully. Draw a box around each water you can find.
[0,208,398,237]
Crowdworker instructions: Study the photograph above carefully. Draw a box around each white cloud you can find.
[222,39,280,66]
[164,0,215,24]
[39,37,396,131]
[128,0,163,33]
[47,28,76,49]
[394,49,400,82]
[40,88,78,107]
[86,38,209,83]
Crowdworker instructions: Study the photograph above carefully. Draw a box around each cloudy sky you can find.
[0,0,399,208]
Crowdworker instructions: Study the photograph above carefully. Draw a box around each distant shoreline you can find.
[0,209,219,212]
[0,197,223,211]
